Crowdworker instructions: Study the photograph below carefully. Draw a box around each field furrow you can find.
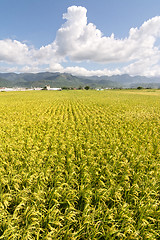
[0,90,159,239]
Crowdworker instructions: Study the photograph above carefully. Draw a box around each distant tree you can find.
[84,86,90,90]
[62,86,69,90]
[78,86,83,90]
[137,86,143,90]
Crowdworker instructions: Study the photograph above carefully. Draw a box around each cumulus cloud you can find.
[0,39,32,64]
[59,67,121,76]
[1,5,160,76]
[55,6,160,64]
[123,56,160,77]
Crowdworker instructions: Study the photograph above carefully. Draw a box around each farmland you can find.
[0,90,159,239]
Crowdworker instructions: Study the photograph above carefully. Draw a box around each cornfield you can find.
[0,90,159,239]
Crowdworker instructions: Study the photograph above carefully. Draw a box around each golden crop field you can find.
[0,90,159,239]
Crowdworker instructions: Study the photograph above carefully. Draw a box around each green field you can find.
[0,90,159,239]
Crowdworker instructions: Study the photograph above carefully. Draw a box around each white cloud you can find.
[48,62,64,72]
[123,56,160,77]
[0,65,18,73]
[55,7,160,65]
[0,39,32,64]
[1,6,160,76]
[52,66,121,77]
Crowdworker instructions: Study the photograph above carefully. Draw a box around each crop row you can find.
[0,90,159,239]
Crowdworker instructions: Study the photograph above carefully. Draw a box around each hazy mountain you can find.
[0,78,12,87]
[0,72,160,88]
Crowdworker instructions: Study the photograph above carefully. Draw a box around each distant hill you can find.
[0,72,160,88]
[0,78,12,87]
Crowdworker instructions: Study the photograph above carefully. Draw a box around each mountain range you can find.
[0,72,160,89]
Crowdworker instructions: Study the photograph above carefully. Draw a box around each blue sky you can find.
[1,0,160,76]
